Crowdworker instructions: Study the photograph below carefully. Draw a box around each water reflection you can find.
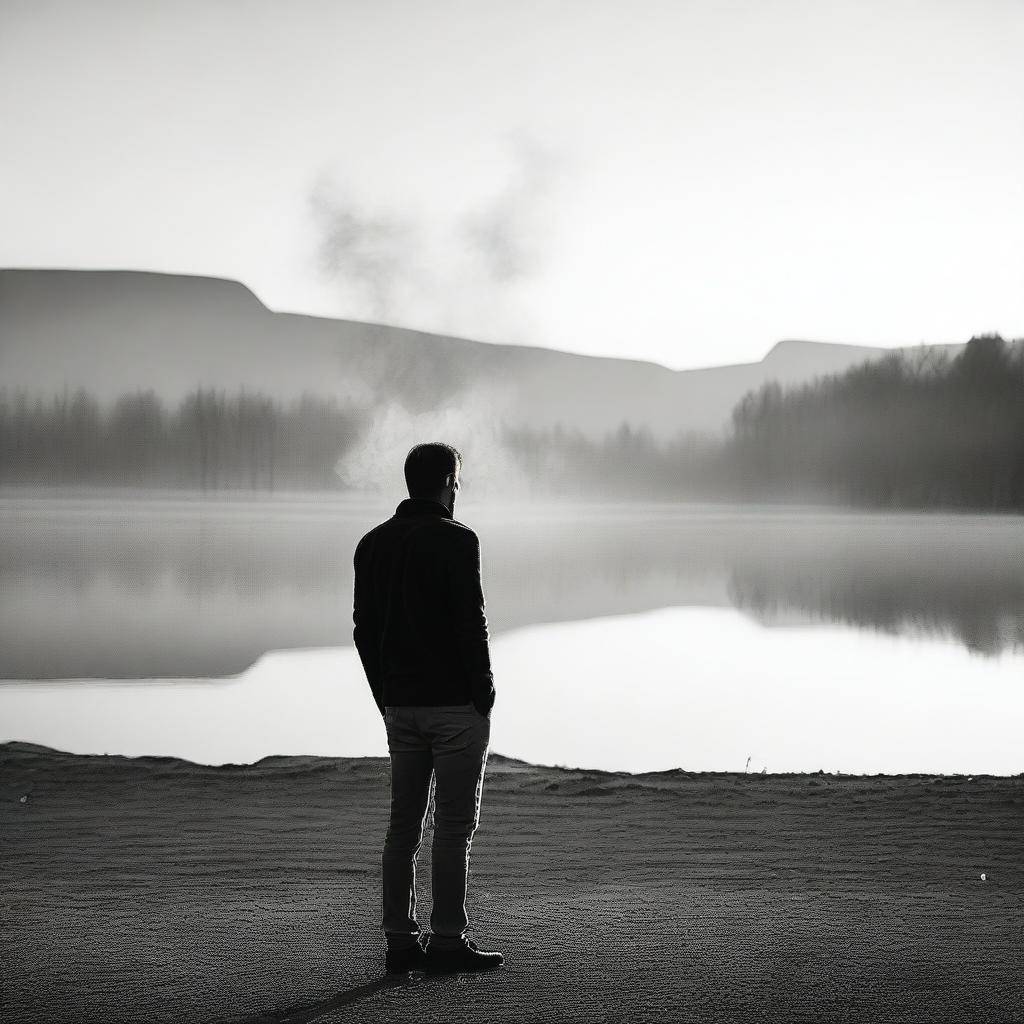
[728,518,1024,656]
[1,493,1022,678]
[1,609,1020,774]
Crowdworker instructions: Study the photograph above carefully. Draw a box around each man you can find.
[352,441,503,975]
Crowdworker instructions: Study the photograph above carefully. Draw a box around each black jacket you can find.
[353,497,495,716]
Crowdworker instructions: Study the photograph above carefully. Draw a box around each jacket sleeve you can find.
[352,539,384,716]
[447,530,496,714]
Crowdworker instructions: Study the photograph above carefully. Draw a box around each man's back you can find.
[353,496,495,715]
[361,444,503,975]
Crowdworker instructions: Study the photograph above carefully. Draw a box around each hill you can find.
[0,269,941,444]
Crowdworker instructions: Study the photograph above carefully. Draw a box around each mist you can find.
[309,137,564,347]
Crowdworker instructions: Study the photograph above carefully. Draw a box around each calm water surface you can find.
[2,491,1022,773]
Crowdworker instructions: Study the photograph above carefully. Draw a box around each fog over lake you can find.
[2,492,1022,773]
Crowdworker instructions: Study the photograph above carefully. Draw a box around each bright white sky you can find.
[1,0,1022,369]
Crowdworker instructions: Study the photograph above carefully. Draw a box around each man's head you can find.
[404,442,463,513]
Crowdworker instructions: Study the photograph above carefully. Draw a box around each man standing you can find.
[353,442,503,975]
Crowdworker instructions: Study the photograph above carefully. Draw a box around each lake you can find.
[2,491,1022,773]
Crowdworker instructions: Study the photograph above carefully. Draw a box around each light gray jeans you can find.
[381,704,490,949]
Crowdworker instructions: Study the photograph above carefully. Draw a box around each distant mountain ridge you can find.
[0,269,964,439]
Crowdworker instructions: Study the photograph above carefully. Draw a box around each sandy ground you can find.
[2,740,1022,1024]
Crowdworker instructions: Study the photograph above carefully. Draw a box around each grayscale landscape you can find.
[3,2,1023,1021]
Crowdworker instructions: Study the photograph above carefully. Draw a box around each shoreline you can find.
[5,740,1021,780]
[5,484,1024,519]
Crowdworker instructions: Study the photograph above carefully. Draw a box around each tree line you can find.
[724,334,1024,510]
[0,387,368,490]
[501,334,1024,510]
[499,420,726,500]
[3,334,1022,509]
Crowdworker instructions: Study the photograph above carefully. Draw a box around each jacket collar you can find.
[395,497,453,519]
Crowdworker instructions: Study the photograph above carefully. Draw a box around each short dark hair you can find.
[404,442,462,497]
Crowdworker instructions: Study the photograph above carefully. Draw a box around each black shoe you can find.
[385,940,427,974]
[424,936,504,974]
